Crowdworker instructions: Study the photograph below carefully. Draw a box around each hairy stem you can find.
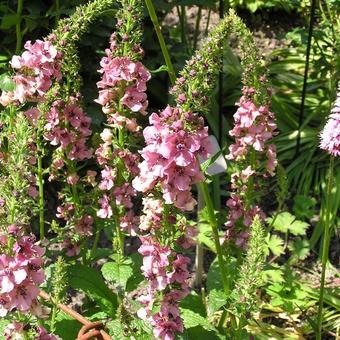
[316,156,334,339]
[198,181,229,293]
[144,0,176,85]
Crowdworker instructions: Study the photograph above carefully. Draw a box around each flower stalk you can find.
[316,155,334,339]
[144,0,176,85]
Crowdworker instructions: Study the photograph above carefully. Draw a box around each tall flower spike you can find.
[320,84,340,157]
[222,12,277,248]
[94,0,150,248]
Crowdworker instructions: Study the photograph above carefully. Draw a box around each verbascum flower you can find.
[320,85,340,157]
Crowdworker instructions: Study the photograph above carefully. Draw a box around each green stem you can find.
[144,0,176,85]
[90,226,101,260]
[316,156,334,339]
[37,152,45,240]
[193,6,202,51]
[114,211,124,256]
[205,8,211,36]
[15,0,24,54]
[198,181,229,293]
[180,5,187,48]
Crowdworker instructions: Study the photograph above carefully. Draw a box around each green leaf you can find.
[126,252,144,292]
[267,212,309,236]
[288,238,310,261]
[180,308,214,331]
[53,310,81,340]
[0,14,19,29]
[207,289,227,315]
[0,319,10,340]
[266,234,285,256]
[207,256,237,292]
[106,319,125,338]
[0,74,15,92]
[293,195,316,219]
[88,248,111,262]
[101,259,133,290]
[68,265,117,315]
[180,291,206,316]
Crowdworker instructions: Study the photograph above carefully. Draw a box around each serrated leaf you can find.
[293,195,316,219]
[288,238,310,261]
[267,212,309,236]
[101,260,133,290]
[68,265,117,315]
[180,308,214,330]
[207,289,227,315]
[263,267,284,283]
[266,234,285,256]
[107,319,125,338]
[0,74,15,92]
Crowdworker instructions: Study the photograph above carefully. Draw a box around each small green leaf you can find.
[101,258,133,290]
[207,289,227,315]
[150,65,168,74]
[266,234,285,256]
[0,74,15,92]
[180,308,214,331]
[288,238,310,261]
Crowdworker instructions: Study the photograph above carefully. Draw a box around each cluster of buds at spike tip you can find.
[0,225,44,317]
[320,84,340,157]
[224,84,278,247]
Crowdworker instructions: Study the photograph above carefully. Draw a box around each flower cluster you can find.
[95,45,151,127]
[138,236,190,340]
[133,106,211,211]
[320,85,340,157]
[45,98,92,165]
[225,86,277,247]
[227,87,277,175]
[0,39,62,106]
[0,225,44,316]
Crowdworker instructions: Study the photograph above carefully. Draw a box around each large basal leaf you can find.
[68,265,117,316]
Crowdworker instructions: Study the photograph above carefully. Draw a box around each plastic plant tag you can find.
[199,135,227,176]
